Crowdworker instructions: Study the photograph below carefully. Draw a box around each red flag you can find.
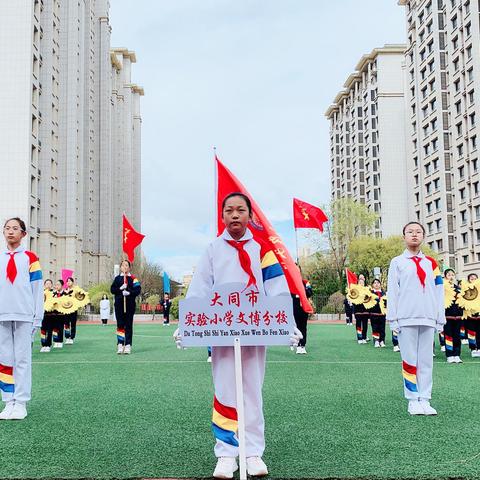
[216,156,313,314]
[346,268,358,287]
[293,198,328,232]
[122,214,145,262]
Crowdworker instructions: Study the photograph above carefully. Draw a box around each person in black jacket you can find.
[110,260,141,354]
[443,268,463,363]
[162,293,172,326]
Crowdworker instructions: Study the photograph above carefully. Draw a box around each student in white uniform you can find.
[175,192,301,479]
[386,221,445,416]
[0,217,43,420]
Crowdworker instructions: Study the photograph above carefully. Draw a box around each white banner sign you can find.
[179,283,295,347]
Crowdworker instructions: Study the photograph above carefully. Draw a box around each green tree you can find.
[145,294,160,320]
[325,198,378,283]
[348,235,438,284]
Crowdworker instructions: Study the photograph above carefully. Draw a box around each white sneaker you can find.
[290,345,294,351]
[365,337,370,342]
[0,401,15,420]
[357,340,363,344]
[213,456,238,479]
[393,345,400,352]
[296,346,303,354]
[374,341,380,348]
[65,338,74,345]
[124,345,131,355]
[301,347,307,354]
[420,400,437,415]
[207,356,212,363]
[461,339,469,345]
[9,402,27,420]
[408,400,424,415]
[454,356,463,363]
[246,456,268,477]
[40,346,51,353]
[117,344,124,355]
[53,342,63,349]
[440,346,446,352]
[447,356,455,364]
[380,341,386,348]
[472,350,480,358]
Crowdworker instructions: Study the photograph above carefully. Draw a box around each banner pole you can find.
[295,228,299,264]
[234,337,247,480]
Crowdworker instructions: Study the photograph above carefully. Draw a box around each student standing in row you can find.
[386,221,445,416]
[464,273,480,358]
[354,274,369,344]
[111,260,141,354]
[63,277,78,344]
[100,294,111,325]
[443,269,464,364]
[0,217,43,420]
[162,293,172,326]
[369,278,386,348]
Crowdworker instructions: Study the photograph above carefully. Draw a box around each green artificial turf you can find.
[0,323,479,479]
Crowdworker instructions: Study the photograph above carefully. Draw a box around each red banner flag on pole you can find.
[216,156,313,314]
[345,268,358,287]
[293,198,328,232]
[122,214,145,262]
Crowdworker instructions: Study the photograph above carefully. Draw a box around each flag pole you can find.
[295,228,299,264]
[214,146,218,238]
[234,338,247,480]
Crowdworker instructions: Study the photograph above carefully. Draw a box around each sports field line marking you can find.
[32,359,480,365]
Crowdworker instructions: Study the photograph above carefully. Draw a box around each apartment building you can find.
[326,45,409,237]
[0,0,143,285]
[399,0,480,274]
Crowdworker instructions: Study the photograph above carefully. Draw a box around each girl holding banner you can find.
[178,192,301,479]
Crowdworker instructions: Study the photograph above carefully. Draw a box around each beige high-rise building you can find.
[0,0,143,285]
[326,45,409,237]
[399,0,480,275]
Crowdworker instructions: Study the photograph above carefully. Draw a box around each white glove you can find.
[120,283,127,290]
[390,320,400,333]
[122,290,130,296]
[31,327,38,342]
[435,322,445,333]
[173,328,183,349]
[289,327,303,347]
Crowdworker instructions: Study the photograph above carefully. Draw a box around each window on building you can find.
[430,98,436,111]
[463,254,469,264]
[422,86,428,99]
[476,229,480,243]
[456,122,463,136]
[462,232,468,246]
[436,218,442,231]
[470,112,476,127]
[472,136,477,150]
[428,60,435,72]
[453,57,459,71]
[459,165,465,178]
[475,205,480,219]
[433,178,439,190]
[467,45,473,60]
[465,0,470,14]
[425,144,430,155]
[469,90,475,105]
[451,15,457,30]
[460,187,466,200]
[433,158,439,170]
[472,158,478,172]
[426,182,432,194]
[474,181,479,196]
[423,124,429,137]
[431,118,437,131]
[428,222,433,233]
[415,192,420,203]
[432,138,438,150]
[456,100,462,115]
[425,163,431,174]
[466,22,471,37]
[454,79,461,92]
[429,79,435,92]
[437,239,443,250]
[435,198,441,210]
[427,40,434,53]
[452,36,459,50]
[468,68,474,83]
[461,210,467,224]
[421,68,427,80]
[458,144,464,156]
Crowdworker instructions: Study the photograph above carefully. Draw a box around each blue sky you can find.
[110,1,406,281]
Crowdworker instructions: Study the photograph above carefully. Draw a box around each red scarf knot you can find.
[411,256,426,288]
[226,240,257,290]
[6,252,18,284]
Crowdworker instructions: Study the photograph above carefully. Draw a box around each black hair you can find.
[67,277,74,283]
[402,221,426,235]
[221,192,252,216]
[372,278,381,285]
[443,268,455,278]
[44,278,53,285]
[4,217,26,232]
[56,279,64,286]
[121,259,131,268]
[467,273,478,282]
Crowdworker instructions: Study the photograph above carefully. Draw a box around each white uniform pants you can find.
[0,321,32,403]
[397,325,434,401]
[212,345,266,458]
